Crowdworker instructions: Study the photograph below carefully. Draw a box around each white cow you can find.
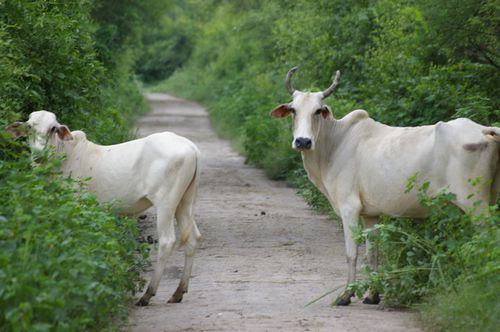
[9,110,201,306]
[271,67,500,305]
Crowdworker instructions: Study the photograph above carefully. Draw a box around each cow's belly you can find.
[358,175,433,218]
[115,197,153,216]
[360,196,429,218]
[75,173,150,212]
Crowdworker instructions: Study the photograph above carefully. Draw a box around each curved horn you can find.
[322,70,341,99]
[285,66,299,95]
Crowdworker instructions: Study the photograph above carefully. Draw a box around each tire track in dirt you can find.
[127,93,422,331]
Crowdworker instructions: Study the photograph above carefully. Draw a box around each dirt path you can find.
[127,93,422,332]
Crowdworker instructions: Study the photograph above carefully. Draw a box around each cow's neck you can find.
[300,110,371,198]
[300,119,342,195]
[60,137,96,176]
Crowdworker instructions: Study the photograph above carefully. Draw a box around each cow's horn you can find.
[285,66,299,95]
[322,70,341,99]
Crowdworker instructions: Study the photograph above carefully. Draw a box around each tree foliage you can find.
[0,0,168,143]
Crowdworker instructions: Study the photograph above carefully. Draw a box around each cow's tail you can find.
[178,145,201,246]
[483,127,500,204]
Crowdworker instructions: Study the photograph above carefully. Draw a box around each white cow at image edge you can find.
[8,110,201,306]
[271,67,500,305]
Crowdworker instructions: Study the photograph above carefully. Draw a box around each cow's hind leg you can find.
[336,197,362,306]
[168,199,201,303]
[137,204,177,306]
[361,216,380,305]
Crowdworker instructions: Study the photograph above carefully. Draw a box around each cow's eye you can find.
[315,109,322,115]
[290,108,296,115]
[50,126,56,133]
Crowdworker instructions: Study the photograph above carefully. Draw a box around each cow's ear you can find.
[56,125,73,141]
[319,106,332,120]
[5,122,26,138]
[270,104,294,118]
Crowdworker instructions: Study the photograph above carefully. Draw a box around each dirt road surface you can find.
[127,93,422,332]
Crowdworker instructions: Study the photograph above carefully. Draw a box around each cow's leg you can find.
[168,201,201,303]
[137,205,177,306]
[361,216,380,305]
[337,198,362,306]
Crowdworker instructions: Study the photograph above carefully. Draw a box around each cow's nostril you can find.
[295,137,312,150]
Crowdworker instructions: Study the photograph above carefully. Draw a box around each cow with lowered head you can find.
[8,110,202,306]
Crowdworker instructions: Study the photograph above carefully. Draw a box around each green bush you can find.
[0,1,150,144]
[0,136,148,331]
[135,4,195,83]
[349,182,499,330]
[421,273,499,332]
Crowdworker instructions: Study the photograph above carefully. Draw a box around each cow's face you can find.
[270,92,332,151]
[26,111,73,153]
[271,67,340,151]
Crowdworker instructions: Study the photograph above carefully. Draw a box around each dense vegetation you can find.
[351,185,499,331]
[145,0,499,330]
[1,0,498,330]
[0,1,165,330]
[0,139,148,331]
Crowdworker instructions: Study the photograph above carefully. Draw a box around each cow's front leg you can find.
[336,198,361,306]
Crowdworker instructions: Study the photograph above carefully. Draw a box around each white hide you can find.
[273,91,500,304]
[26,111,201,306]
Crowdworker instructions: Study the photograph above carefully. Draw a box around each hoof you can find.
[363,293,380,305]
[168,288,187,303]
[167,295,183,303]
[336,297,351,306]
[136,297,150,306]
[336,293,353,306]
[136,290,153,306]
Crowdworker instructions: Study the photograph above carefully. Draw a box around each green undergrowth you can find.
[349,183,499,331]
[0,136,149,331]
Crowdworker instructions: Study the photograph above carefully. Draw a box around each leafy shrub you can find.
[0,1,150,145]
[135,6,195,83]
[349,182,499,330]
[421,272,499,332]
[0,136,148,331]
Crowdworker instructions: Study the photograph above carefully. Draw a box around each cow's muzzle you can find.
[294,137,312,150]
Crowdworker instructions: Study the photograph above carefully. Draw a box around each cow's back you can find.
[65,131,199,210]
[353,117,498,216]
